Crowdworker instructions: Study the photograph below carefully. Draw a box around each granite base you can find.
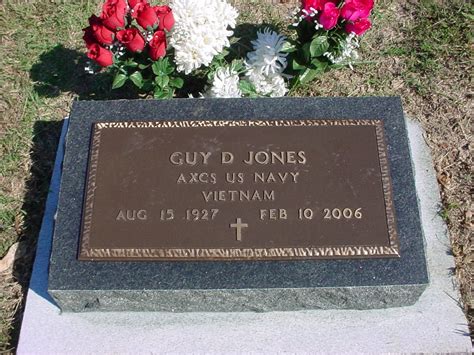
[48,98,428,311]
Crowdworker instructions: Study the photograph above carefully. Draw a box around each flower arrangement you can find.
[83,0,182,98]
[82,0,374,98]
[286,0,374,84]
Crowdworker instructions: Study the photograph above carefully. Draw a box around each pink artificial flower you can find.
[301,0,338,21]
[341,0,374,21]
[319,2,340,30]
[345,18,371,35]
[302,0,337,12]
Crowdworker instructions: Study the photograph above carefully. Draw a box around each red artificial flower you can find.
[83,26,98,49]
[87,43,114,67]
[319,2,340,30]
[101,0,127,30]
[132,3,159,29]
[148,30,167,60]
[154,5,174,32]
[117,27,146,52]
[128,0,147,8]
[345,18,371,35]
[88,15,115,45]
[341,0,373,22]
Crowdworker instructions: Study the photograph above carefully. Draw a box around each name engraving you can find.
[79,120,399,261]
[169,151,307,166]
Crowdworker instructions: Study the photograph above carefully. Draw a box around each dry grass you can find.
[0,0,472,351]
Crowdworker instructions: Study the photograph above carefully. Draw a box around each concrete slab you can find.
[17,117,472,354]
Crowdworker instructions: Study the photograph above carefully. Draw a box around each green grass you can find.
[396,0,472,95]
[0,195,18,257]
[440,202,461,222]
[0,0,473,350]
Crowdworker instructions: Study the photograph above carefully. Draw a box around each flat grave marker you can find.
[48,97,429,312]
[80,120,398,261]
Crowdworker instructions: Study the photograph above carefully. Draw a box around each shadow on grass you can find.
[30,44,139,100]
[10,120,63,349]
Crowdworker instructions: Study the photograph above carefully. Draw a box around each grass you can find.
[0,0,472,351]
[400,0,472,95]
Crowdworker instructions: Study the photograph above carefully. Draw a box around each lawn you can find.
[0,0,472,351]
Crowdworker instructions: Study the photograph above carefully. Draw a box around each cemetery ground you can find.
[0,0,472,351]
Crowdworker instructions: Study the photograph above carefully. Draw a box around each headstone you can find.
[48,97,429,312]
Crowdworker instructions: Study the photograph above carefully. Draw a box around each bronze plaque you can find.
[79,120,399,261]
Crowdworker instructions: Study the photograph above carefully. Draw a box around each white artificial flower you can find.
[169,0,238,74]
[244,28,289,97]
[246,68,288,98]
[324,33,360,69]
[246,28,288,76]
[292,7,319,26]
[206,67,242,98]
[84,61,96,75]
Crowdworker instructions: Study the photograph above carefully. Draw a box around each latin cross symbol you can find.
[230,218,248,242]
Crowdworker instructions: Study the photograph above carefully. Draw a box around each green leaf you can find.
[281,41,297,53]
[299,42,311,63]
[292,59,306,71]
[141,80,154,92]
[239,80,257,95]
[311,58,329,71]
[213,53,226,62]
[152,58,174,75]
[155,75,169,88]
[169,77,184,89]
[165,65,174,75]
[125,60,138,68]
[299,68,319,84]
[154,87,173,99]
[112,73,127,89]
[230,59,245,73]
[310,36,329,57]
[129,71,144,89]
[138,63,150,70]
[152,60,164,75]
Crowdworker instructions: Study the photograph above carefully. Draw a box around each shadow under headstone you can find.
[10,120,63,347]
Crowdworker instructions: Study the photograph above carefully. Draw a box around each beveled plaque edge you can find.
[78,119,399,261]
